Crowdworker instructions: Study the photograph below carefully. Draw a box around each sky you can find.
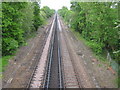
[41,0,71,11]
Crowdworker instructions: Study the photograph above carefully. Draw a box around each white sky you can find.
[41,0,71,11]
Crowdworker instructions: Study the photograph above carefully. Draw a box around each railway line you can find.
[26,14,83,88]
[58,16,84,88]
[26,15,55,88]
[43,15,63,88]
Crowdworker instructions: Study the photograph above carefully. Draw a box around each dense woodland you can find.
[58,2,119,64]
[2,2,54,56]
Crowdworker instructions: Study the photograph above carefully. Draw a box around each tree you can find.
[58,2,119,62]
[2,2,27,55]
[33,2,42,31]
[41,6,55,18]
[2,2,55,56]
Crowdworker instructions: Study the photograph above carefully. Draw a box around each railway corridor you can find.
[2,13,116,88]
[28,14,94,88]
[58,15,94,88]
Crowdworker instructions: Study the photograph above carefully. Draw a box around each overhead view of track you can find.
[27,14,64,88]
[44,15,63,88]
[27,15,56,88]
[3,12,116,89]
[2,1,118,89]
[27,14,85,88]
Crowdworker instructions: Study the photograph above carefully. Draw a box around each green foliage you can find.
[2,2,26,55]
[2,2,55,73]
[86,41,104,54]
[2,38,18,55]
[0,55,13,72]
[58,7,68,18]
[41,6,55,19]
[58,2,119,64]
[33,2,42,30]
[20,2,35,38]
[2,2,55,56]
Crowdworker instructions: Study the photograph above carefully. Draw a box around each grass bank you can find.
[0,55,13,79]
[0,55,14,72]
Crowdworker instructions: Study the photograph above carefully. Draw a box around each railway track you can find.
[27,14,63,88]
[26,14,84,89]
[58,16,84,88]
[26,15,55,88]
[43,15,63,88]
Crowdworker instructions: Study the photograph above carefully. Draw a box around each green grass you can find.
[114,77,120,88]
[0,55,13,79]
[0,74,2,79]
[0,55,13,72]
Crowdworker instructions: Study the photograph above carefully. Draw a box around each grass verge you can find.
[0,55,13,72]
[0,55,13,79]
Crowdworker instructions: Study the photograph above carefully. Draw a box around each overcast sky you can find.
[41,0,71,11]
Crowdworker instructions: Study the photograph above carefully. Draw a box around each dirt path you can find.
[2,17,53,88]
[59,17,117,88]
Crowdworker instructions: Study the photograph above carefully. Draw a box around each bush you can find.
[86,41,104,54]
[2,38,18,55]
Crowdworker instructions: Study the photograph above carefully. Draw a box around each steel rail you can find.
[44,24,55,88]
[43,14,56,88]
[57,15,63,88]
[27,14,63,89]
[44,14,63,88]
[60,18,84,88]
[26,16,54,89]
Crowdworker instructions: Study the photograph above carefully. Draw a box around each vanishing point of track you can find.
[27,14,83,88]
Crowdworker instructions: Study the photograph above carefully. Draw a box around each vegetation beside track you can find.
[1,2,55,72]
[58,2,120,87]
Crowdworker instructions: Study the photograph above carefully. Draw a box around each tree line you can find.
[58,2,119,64]
[2,2,55,56]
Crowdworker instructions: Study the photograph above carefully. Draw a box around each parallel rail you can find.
[27,14,63,89]
[58,16,84,88]
[43,15,63,88]
[27,14,84,89]
[26,16,54,89]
